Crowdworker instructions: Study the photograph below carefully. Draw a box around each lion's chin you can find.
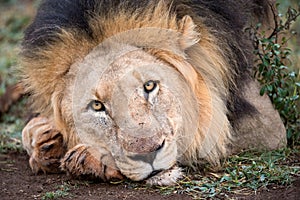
[120,165,183,186]
[114,140,180,185]
[117,157,176,182]
[145,166,183,186]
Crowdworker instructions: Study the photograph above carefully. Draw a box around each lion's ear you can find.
[178,15,200,50]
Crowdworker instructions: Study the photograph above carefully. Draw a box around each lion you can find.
[20,0,286,185]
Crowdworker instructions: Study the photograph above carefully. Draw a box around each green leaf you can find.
[260,174,266,182]
[220,175,232,182]
[266,85,273,92]
[289,71,296,78]
[279,65,287,70]
[290,95,299,101]
[260,86,266,96]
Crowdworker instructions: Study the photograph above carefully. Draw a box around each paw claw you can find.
[22,116,66,174]
[60,144,124,181]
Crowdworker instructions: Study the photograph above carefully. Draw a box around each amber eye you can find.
[143,80,158,93]
[89,100,105,112]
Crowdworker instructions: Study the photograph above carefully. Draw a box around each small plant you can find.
[141,148,300,199]
[250,3,300,145]
[0,2,36,153]
[41,183,70,200]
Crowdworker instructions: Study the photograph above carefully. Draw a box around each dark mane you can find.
[23,0,269,50]
[22,0,271,126]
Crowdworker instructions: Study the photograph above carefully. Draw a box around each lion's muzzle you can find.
[119,133,165,154]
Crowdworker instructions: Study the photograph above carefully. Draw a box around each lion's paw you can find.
[22,116,66,174]
[145,166,183,186]
[60,144,124,181]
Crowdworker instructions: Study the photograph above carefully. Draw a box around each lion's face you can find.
[65,42,199,181]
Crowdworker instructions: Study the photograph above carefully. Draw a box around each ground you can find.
[1,151,300,200]
[0,152,192,200]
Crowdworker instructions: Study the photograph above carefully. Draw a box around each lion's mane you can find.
[20,0,284,168]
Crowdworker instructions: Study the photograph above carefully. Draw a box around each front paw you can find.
[60,144,124,181]
[22,116,67,174]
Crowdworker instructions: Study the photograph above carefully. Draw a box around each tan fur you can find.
[21,2,232,160]
[20,1,286,184]
[22,116,66,174]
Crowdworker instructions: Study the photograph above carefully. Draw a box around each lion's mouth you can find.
[126,139,165,164]
[145,166,183,186]
[113,136,178,182]
[156,139,165,151]
[146,169,163,179]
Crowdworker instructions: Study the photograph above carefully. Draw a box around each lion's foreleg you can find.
[22,116,67,174]
[22,116,124,181]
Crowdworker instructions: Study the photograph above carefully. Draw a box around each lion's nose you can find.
[127,141,165,164]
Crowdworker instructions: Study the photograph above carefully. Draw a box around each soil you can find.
[1,152,300,200]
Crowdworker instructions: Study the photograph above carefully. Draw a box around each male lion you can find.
[20,0,286,185]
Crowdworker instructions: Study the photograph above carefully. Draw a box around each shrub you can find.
[250,4,300,146]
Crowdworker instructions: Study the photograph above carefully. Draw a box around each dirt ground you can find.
[0,151,192,200]
[0,151,299,200]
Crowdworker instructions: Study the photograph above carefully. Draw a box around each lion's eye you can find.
[143,80,158,93]
[89,100,105,112]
